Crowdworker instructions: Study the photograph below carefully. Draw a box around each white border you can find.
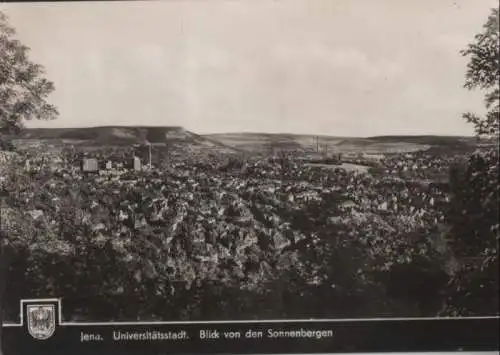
[2,298,499,327]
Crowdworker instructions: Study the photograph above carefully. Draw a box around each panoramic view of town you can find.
[0,2,498,343]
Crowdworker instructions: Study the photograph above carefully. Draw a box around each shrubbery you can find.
[3,148,496,322]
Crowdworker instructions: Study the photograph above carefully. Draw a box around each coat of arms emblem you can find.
[27,304,56,340]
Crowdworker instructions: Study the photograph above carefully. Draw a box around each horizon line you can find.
[22,126,476,139]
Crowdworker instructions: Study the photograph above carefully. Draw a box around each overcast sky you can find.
[1,0,497,136]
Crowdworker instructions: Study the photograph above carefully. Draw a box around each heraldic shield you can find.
[26,304,56,340]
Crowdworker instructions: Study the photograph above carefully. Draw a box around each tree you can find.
[443,7,499,316]
[0,11,58,354]
[461,8,499,139]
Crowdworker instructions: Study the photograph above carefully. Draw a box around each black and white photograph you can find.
[0,1,499,354]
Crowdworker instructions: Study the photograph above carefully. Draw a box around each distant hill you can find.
[205,133,478,154]
[16,128,478,156]
[205,132,345,153]
[366,135,477,147]
[18,126,237,153]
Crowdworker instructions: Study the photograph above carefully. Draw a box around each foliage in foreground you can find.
[1,147,497,322]
[442,6,499,316]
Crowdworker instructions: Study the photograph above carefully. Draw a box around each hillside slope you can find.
[205,133,476,154]
[19,126,237,153]
[205,133,345,152]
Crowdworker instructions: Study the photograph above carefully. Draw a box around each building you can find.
[82,158,98,172]
[133,156,141,171]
